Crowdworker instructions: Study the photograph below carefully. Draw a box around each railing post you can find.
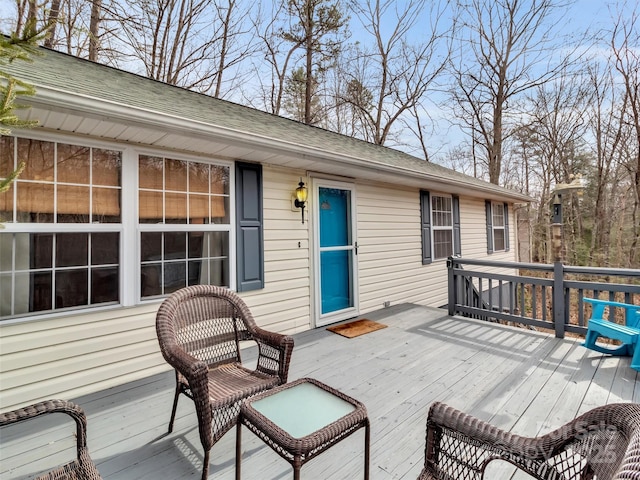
[447,257,456,316]
[553,261,565,338]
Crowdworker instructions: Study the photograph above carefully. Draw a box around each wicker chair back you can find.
[419,402,640,480]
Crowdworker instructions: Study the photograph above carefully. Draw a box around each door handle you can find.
[355,241,358,255]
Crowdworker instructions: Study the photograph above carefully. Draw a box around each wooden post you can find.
[553,260,565,338]
[551,223,563,263]
[551,194,563,263]
[551,194,565,338]
[447,257,456,316]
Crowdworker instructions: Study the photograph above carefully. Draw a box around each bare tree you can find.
[10,0,40,38]
[10,0,108,59]
[249,1,305,115]
[610,4,640,267]
[529,71,593,262]
[109,0,256,97]
[343,0,449,149]
[449,0,576,185]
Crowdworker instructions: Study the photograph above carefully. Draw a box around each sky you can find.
[0,0,636,163]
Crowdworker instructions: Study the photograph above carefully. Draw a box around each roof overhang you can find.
[19,85,532,203]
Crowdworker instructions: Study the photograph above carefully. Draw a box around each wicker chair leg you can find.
[168,384,181,433]
[201,449,210,480]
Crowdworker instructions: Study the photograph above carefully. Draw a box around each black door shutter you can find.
[235,162,264,292]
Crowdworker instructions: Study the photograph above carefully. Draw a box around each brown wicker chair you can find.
[418,401,640,480]
[0,399,102,480]
[155,285,294,480]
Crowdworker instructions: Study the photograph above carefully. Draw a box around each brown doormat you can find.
[327,319,387,338]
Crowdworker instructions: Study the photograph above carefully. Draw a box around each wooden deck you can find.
[2,304,639,479]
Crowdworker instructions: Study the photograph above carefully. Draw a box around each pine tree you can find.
[0,23,44,193]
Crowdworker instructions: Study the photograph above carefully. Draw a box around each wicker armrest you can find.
[251,327,295,382]
[0,399,102,480]
[1,399,89,452]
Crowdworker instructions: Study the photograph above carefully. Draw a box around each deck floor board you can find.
[2,304,638,479]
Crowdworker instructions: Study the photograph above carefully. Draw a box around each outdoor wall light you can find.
[294,178,308,224]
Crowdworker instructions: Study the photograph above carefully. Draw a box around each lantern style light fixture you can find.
[294,178,308,224]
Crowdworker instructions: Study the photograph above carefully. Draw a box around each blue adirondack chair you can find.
[582,297,640,371]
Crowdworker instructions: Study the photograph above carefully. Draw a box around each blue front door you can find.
[317,184,357,320]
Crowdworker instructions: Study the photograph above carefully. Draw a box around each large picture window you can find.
[0,136,122,318]
[0,135,235,320]
[138,155,231,299]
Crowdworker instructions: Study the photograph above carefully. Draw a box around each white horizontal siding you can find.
[0,304,167,411]
[459,197,519,281]
[355,183,518,315]
[356,183,447,312]
[239,166,311,334]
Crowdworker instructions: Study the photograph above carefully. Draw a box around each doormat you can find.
[327,319,387,338]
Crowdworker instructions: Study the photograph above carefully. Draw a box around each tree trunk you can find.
[43,0,61,48]
[304,0,313,124]
[89,0,103,61]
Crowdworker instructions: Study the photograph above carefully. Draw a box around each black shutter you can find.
[235,162,264,292]
[421,191,432,264]
[453,195,461,257]
[504,203,510,252]
[485,200,493,254]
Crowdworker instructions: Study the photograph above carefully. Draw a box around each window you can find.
[485,201,510,253]
[138,155,231,298]
[1,137,121,317]
[432,195,454,260]
[492,203,505,251]
[0,134,246,320]
[420,191,460,264]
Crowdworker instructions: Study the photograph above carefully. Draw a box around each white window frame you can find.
[491,202,506,252]
[135,149,235,302]
[430,194,454,260]
[0,131,235,322]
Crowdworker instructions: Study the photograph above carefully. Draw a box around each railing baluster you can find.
[578,289,584,326]
[445,257,640,337]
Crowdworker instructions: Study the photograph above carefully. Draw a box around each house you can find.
[0,46,531,411]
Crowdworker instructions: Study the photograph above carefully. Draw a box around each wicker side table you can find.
[235,377,370,480]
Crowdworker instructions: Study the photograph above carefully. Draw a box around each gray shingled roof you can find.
[5,45,531,201]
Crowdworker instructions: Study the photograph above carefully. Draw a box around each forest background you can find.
[1,0,638,269]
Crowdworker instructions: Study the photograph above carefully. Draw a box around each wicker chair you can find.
[418,402,640,480]
[0,399,102,480]
[156,285,294,480]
